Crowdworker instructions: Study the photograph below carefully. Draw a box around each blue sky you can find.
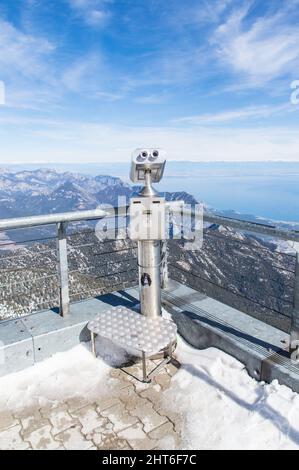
[0,0,298,163]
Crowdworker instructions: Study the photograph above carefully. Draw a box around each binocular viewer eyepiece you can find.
[130,148,166,183]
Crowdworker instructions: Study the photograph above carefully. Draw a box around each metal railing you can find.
[205,212,299,348]
[0,207,132,319]
[0,206,298,352]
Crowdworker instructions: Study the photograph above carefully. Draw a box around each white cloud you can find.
[94,91,123,101]
[0,16,123,110]
[194,0,233,25]
[174,103,293,125]
[135,94,168,105]
[0,80,5,105]
[87,9,106,25]
[1,116,299,163]
[61,54,104,92]
[61,54,126,101]
[164,0,232,30]
[67,0,110,26]
[0,18,55,81]
[212,4,299,87]
[0,18,61,109]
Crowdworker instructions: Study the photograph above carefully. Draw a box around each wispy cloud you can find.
[174,103,293,125]
[135,94,168,105]
[0,16,119,107]
[67,0,111,26]
[0,17,60,109]
[191,0,233,25]
[61,53,129,101]
[1,0,298,166]
[0,18,55,81]
[0,80,5,105]
[1,115,299,163]
[61,53,104,92]
[212,3,299,87]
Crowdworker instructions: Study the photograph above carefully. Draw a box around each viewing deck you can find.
[0,279,297,392]
[1,282,299,450]
[0,207,299,449]
[0,348,180,450]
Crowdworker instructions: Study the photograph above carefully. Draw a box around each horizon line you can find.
[1,159,299,166]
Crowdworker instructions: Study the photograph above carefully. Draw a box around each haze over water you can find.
[4,161,299,223]
[158,162,299,223]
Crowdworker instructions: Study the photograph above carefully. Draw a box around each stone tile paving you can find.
[0,358,182,450]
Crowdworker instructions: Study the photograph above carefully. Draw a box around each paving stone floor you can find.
[0,358,182,450]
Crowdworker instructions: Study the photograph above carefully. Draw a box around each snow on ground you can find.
[0,338,128,413]
[0,333,299,450]
[164,337,299,450]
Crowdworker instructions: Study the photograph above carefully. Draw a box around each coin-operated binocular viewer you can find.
[129,148,167,318]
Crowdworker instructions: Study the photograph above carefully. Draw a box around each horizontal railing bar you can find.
[0,272,58,289]
[70,273,137,292]
[201,229,296,259]
[163,291,290,359]
[271,264,296,274]
[0,249,57,261]
[203,213,299,242]
[7,299,60,315]
[93,248,137,257]
[0,207,127,231]
[69,238,134,249]
[68,227,128,238]
[0,236,58,247]
[68,243,95,249]
[169,263,292,317]
[173,260,293,304]
[172,208,299,243]
[93,267,137,281]
[0,291,59,303]
[69,280,136,301]
[1,205,297,242]
[69,258,137,275]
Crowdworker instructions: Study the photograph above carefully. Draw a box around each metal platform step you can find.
[122,282,296,391]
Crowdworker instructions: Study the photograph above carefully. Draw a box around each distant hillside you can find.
[0,168,295,333]
[0,168,197,218]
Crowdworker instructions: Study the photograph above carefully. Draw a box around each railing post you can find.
[57,221,70,317]
[290,242,299,355]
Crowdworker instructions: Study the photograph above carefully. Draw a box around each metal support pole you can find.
[138,240,161,318]
[91,332,96,357]
[290,243,299,353]
[160,240,168,289]
[57,221,70,318]
[142,351,148,382]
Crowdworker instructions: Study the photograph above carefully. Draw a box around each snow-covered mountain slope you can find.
[169,223,295,332]
[0,168,197,218]
[0,168,295,332]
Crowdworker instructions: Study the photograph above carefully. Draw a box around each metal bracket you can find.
[141,341,173,383]
[90,329,174,384]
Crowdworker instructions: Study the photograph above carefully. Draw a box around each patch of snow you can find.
[0,338,126,413]
[177,260,191,271]
[0,325,298,450]
[95,336,132,367]
[163,337,299,450]
[274,240,296,255]
[0,326,140,413]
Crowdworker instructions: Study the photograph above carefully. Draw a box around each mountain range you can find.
[0,168,295,333]
[0,168,197,219]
